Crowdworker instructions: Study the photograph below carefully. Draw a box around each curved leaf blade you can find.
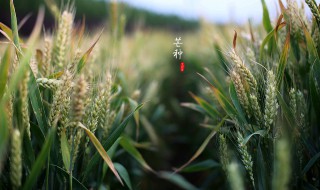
[302,152,320,175]
[181,159,220,173]
[114,163,133,190]
[78,122,123,185]
[119,136,153,172]
[0,47,11,99]
[159,172,197,190]
[83,103,143,180]
[23,128,56,190]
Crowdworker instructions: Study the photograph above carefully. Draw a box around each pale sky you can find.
[117,0,319,24]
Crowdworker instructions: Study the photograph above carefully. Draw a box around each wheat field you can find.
[0,0,320,189]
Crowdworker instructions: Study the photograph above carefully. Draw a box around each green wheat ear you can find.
[36,78,62,90]
[5,87,14,134]
[305,0,320,28]
[287,0,309,40]
[219,134,229,175]
[228,49,257,93]
[71,74,88,124]
[43,35,53,76]
[237,131,254,188]
[10,129,22,190]
[52,10,74,69]
[249,93,262,126]
[230,70,251,118]
[70,75,88,164]
[20,70,30,139]
[264,70,278,134]
[49,70,72,128]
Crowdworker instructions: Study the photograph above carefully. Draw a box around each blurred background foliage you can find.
[0,0,199,35]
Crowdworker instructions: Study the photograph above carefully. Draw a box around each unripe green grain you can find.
[264,71,278,133]
[20,70,30,138]
[43,36,53,76]
[305,0,320,28]
[52,10,73,68]
[229,49,257,93]
[219,134,229,175]
[237,131,254,188]
[231,70,251,118]
[36,78,62,90]
[250,93,262,126]
[10,129,22,190]
[49,70,72,127]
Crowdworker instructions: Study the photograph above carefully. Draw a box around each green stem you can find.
[69,129,77,190]
[46,152,50,190]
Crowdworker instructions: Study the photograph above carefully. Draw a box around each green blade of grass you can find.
[10,0,21,52]
[180,159,220,173]
[174,117,225,173]
[180,102,205,114]
[197,73,236,117]
[0,105,9,172]
[302,152,320,175]
[60,130,71,172]
[111,103,125,129]
[101,138,121,182]
[276,29,290,89]
[259,22,285,62]
[140,115,161,146]
[83,103,143,181]
[304,23,320,84]
[78,122,124,185]
[22,129,35,171]
[190,92,222,119]
[241,130,267,146]
[277,91,296,127]
[0,47,11,99]
[159,171,197,190]
[114,163,133,190]
[119,136,153,172]
[76,30,103,73]
[51,164,88,190]
[256,143,267,190]
[0,22,14,40]
[107,103,143,147]
[213,43,229,76]
[0,22,24,47]
[309,70,320,116]
[44,0,60,20]
[28,68,48,135]
[1,41,33,106]
[30,122,45,148]
[22,128,56,190]
[261,0,276,54]
[261,0,272,32]
[127,98,140,131]
[260,28,275,61]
